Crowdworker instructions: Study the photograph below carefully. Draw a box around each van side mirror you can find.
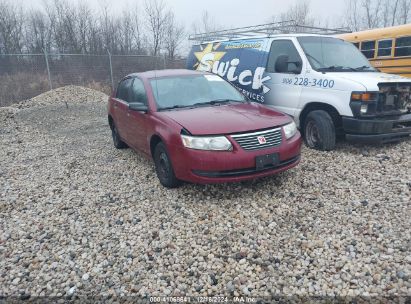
[289,61,302,74]
[275,55,289,73]
[275,55,302,74]
[129,102,148,112]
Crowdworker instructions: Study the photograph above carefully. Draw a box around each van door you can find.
[263,39,304,117]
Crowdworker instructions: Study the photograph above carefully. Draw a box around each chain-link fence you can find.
[0,53,186,106]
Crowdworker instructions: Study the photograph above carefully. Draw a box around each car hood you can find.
[333,72,411,91]
[159,102,291,135]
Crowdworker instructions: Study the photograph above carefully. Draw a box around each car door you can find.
[112,78,133,142]
[263,39,304,117]
[125,78,149,153]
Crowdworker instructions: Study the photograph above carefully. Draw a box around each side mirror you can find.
[289,61,302,74]
[128,102,148,112]
[275,55,302,74]
[275,55,289,73]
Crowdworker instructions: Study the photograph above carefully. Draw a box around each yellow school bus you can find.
[338,24,411,77]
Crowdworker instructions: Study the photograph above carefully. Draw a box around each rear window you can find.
[395,36,411,57]
[360,40,376,59]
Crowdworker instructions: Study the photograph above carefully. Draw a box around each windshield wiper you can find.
[318,65,356,72]
[159,99,244,110]
[158,104,190,111]
[192,99,244,107]
[210,98,244,103]
[354,65,376,71]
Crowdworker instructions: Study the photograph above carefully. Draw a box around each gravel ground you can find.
[0,86,410,301]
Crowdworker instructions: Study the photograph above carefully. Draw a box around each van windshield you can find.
[150,74,246,111]
[297,36,377,72]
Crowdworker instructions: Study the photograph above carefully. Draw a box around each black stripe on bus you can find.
[377,65,411,68]
[379,71,411,75]
[370,56,411,61]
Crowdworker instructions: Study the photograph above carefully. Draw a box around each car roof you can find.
[126,69,208,80]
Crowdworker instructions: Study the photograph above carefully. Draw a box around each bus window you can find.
[377,39,393,57]
[361,40,376,59]
[395,36,411,57]
[353,42,360,49]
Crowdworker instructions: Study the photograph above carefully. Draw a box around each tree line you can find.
[1,0,411,57]
[345,0,411,31]
[0,0,185,58]
[269,0,411,32]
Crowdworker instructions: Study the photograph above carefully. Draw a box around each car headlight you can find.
[283,121,297,139]
[181,135,232,151]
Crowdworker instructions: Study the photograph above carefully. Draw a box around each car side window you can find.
[266,40,302,74]
[116,78,133,102]
[130,78,148,104]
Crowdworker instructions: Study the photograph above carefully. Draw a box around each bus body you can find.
[338,24,411,77]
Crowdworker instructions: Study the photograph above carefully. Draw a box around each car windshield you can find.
[297,36,377,72]
[150,74,246,110]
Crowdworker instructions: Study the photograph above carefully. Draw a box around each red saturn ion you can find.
[108,69,301,188]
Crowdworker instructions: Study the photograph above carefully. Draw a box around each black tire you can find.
[111,123,128,149]
[303,110,336,151]
[153,142,181,188]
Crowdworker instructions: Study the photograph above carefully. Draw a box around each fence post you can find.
[107,50,114,91]
[43,49,52,90]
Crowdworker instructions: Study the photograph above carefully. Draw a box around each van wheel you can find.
[111,123,128,149]
[154,142,181,188]
[303,110,336,151]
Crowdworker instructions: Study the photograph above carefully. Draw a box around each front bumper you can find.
[193,155,300,178]
[343,113,411,144]
[169,132,302,184]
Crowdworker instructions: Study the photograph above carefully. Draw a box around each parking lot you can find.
[0,86,410,300]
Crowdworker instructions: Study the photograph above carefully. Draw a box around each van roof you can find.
[190,34,343,46]
[188,21,350,44]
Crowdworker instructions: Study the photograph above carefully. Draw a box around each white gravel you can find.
[0,86,410,301]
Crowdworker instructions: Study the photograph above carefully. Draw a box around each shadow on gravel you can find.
[172,170,296,202]
[334,141,405,155]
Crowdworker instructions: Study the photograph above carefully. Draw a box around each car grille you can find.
[231,128,282,151]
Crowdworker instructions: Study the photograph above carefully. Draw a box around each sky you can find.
[22,0,347,55]
[166,0,346,29]
[24,0,347,30]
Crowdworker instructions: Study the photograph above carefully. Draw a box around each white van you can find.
[186,25,411,150]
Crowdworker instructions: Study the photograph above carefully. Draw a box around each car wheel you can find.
[111,123,128,149]
[154,142,181,188]
[303,110,336,151]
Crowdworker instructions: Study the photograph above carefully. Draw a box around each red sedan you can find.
[108,69,301,188]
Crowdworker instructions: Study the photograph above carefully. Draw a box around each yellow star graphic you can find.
[194,43,226,71]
